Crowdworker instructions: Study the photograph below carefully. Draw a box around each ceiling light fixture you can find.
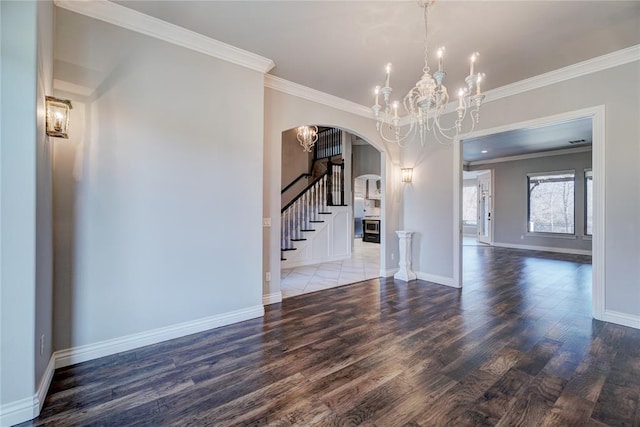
[296,125,318,152]
[371,0,485,147]
[481,150,488,153]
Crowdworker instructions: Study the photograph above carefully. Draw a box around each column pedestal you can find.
[394,230,417,282]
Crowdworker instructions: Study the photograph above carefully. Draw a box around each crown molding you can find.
[410,44,640,123]
[483,44,640,104]
[468,145,592,167]
[51,1,638,119]
[54,0,275,74]
[264,74,373,119]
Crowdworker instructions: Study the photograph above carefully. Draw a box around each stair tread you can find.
[281,248,297,251]
[300,229,316,232]
[290,238,307,241]
[309,220,324,223]
[318,212,332,214]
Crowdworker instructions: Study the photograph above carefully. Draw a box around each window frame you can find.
[584,168,593,237]
[462,182,478,226]
[526,170,577,236]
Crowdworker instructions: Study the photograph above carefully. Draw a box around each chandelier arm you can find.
[377,119,416,146]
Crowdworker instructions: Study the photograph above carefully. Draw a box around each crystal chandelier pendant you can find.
[370,0,486,147]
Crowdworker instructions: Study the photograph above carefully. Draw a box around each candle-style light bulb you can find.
[470,52,478,76]
[476,74,483,95]
[393,101,399,118]
[458,88,464,108]
[374,86,380,106]
[385,63,392,88]
[437,47,445,72]
[53,112,64,132]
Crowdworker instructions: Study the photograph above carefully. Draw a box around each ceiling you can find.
[109,0,640,106]
[462,117,592,163]
[54,2,636,160]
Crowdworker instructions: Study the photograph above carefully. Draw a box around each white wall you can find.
[264,88,401,299]
[403,61,640,318]
[52,14,265,349]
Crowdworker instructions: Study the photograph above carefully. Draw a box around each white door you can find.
[477,170,493,245]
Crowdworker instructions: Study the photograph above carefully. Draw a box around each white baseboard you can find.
[415,272,459,288]
[603,309,640,330]
[493,242,592,256]
[36,356,56,410]
[54,305,265,369]
[0,354,56,427]
[380,268,398,278]
[0,395,39,427]
[262,292,282,305]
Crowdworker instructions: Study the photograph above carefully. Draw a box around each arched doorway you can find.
[278,126,384,298]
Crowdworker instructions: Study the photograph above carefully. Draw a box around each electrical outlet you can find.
[391,252,395,260]
[40,334,45,355]
[263,218,271,227]
[266,272,271,282]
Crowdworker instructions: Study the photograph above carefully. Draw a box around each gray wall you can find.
[403,61,640,317]
[353,144,381,177]
[52,12,264,348]
[469,151,592,251]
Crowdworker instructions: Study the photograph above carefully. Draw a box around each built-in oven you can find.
[362,219,380,243]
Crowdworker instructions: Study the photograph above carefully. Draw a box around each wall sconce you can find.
[45,96,73,138]
[401,168,413,183]
[296,125,318,152]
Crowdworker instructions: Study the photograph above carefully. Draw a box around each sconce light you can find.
[45,96,73,138]
[401,168,413,183]
[296,125,318,153]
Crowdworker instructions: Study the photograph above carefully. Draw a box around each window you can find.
[462,184,478,226]
[527,171,575,234]
[585,170,593,235]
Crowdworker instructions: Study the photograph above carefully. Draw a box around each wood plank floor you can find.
[19,246,640,426]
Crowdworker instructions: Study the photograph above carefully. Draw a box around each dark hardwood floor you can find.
[20,246,640,426]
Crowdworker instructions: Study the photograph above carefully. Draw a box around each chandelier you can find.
[296,125,318,152]
[371,0,485,146]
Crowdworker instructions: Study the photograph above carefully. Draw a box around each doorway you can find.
[453,106,605,320]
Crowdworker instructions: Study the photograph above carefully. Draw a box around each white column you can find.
[394,230,417,282]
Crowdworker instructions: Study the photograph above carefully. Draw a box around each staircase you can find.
[281,128,351,267]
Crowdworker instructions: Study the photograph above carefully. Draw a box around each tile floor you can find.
[280,238,381,298]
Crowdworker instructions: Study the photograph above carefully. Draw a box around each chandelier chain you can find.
[422,3,430,75]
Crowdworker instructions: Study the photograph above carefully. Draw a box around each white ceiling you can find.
[109,0,640,106]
